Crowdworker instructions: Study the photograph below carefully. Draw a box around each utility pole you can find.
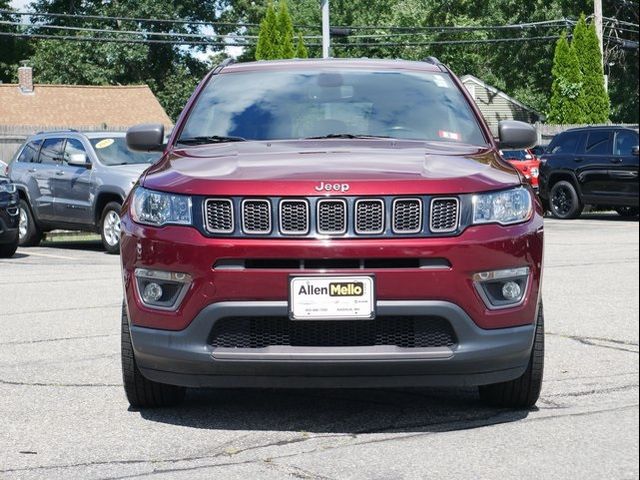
[322,0,330,58]
[594,0,607,90]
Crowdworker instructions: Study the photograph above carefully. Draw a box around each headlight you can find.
[472,186,532,226]
[0,183,17,194]
[530,168,539,178]
[131,187,192,226]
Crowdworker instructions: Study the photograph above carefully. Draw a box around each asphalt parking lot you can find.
[0,214,638,480]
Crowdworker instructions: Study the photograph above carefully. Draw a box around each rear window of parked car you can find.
[16,139,42,163]
[614,130,638,155]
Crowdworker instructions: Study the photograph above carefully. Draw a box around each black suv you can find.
[0,176,19,258]
[539,126,639,219]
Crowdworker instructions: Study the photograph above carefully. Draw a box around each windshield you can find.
[90,137,160,166]
[179,69,488,146]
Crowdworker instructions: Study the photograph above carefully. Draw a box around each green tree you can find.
[255,3,279,60]
[295,33,309,58]
[25,0,220,120]
[572,14,610,123]
[276,0,295,58]
[0,1,32,83]
[548,33,586,124]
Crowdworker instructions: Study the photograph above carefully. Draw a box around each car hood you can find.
[141,140,520,196]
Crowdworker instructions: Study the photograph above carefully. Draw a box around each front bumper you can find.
[130,300,537,388]
[0,205,19,244]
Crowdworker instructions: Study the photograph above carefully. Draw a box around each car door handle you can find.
[610,158,623,164]
[55,171,65,176]
[28,168,37,173]
[574,157,584,163]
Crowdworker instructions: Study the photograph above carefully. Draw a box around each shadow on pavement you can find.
[40,240,105,252]
[137,387,531,434]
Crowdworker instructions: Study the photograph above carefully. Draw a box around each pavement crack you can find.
[0,333,117,346]
[0,378,120,388]
[547,332,639,353]
[1,303,121,317]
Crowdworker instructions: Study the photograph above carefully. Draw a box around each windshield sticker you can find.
[95,139,115,149]
[438,130,461,141]
[433,76,449,88]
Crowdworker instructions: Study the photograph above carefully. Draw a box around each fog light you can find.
[502,281,521,300]
[134,268,192,310]
[142,282,163,303]
[473,267,530,310]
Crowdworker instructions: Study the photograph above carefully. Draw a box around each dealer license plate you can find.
[289,276,375,320]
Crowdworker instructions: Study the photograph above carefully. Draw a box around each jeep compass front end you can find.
[120,59,544,409]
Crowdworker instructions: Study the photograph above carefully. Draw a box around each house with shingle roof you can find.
[0,66,172,161]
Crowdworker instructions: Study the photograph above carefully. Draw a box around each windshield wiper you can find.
[177,135,246,145]
[304,133,394,140]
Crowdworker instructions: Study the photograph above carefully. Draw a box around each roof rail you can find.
[212,57,236,74]
[422,56,447,72]
[35,129,79,134]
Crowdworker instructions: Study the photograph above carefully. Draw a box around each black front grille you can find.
[242,200,271,234]
[430,198,459,233]
[317,199,347,234]
[393,199,422,233]
[280,200,309,234]
[205,199,234,233]
[355,199,384,234]
[210,316,457,349]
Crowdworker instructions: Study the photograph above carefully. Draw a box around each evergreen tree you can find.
[548,33,586,124]
[277,0,295,59]
[255,3,279,60]
[295,33,309,58]
[572,14,610,123]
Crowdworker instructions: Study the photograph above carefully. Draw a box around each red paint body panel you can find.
[121,205,544,331]
[122,59,544,343]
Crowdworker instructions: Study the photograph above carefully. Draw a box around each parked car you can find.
[530,145,547,158]
[0,160,9,176]
[0,175,19,258]
[9,131,160,253]
[501,149,541,192]
[119,58,544,409]
[539,126,639,219]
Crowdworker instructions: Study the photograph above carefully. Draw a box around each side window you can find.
[614,130,638,156]
[16,140,42,163]
[38,138,65,165]
[63,138,88,164]
[584,131,613,155]
[550,132,580,154]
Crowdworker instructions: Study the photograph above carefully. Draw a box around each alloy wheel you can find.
[18,207,28,241]
[552,185,573,216]
[103,210,121,247]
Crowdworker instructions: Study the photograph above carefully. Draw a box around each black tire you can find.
[479,302,544,409]
[549,180,583,219]
[121,303,186,408]
[18,199,43,247]
[100,201,122,254]
[0,240,18,258]
[615,207,639,218]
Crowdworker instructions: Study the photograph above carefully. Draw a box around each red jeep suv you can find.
[121,59,544,409]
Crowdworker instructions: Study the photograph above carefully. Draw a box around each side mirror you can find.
[126,124,165,152]
[498,120,538,150]
[68,153,90,168]
[632,146,639,156]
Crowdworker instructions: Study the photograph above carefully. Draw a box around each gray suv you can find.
[9,131,159,253]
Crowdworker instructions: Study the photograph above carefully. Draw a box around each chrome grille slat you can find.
[317,199,347,235]
[204,199,234,234]
[242,199,272,234]
[392,198,422,234]
[430,198,459,233]
[279,200,310,235]
[355,199,385,235]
